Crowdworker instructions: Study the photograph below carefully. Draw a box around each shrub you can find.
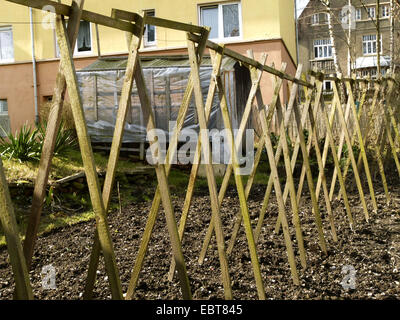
[0,121,77,162]
[37,120,77,156]
[0,124,41,162]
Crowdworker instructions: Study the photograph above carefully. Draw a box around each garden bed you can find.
[0,181,399,300]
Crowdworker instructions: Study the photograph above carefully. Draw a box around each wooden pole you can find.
[0,159,33,300]
[83,14,145,300]
[186,40,233,299]
[125,28,209,300]
[55,15,123,299]
[23,0,84,272]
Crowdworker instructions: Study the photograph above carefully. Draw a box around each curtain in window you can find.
[201,6,219,39]
[223,4,239,38]
[77,21,91,52]
[0,29,14,61]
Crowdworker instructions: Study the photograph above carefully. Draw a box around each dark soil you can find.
[1,180,400,300]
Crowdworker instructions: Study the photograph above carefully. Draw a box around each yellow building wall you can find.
[0,0,296,63]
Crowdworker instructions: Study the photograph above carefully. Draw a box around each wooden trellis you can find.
[1,0,400,300]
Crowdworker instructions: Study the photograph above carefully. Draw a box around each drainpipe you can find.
[29,7,39,125]
[295,0,300,66]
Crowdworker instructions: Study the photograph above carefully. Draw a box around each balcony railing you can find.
[310,59,335,74]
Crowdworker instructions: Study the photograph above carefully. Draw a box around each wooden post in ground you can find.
[83,14,145,300]
[186,40,234,299]
[259,104,300,286]
[345,80,378,213]
[55,15,123,299]
[205,47,266,299]
[254,72,315,241]
[316,79,354,228]
[224,62,287,252]
[0,159,33,300]
[332,79,370,222]
[23,0,84,272]
[197,52,268,263]
[327,95,353,202]
[167,49,268,282]
[311,77,354,228]
[134,49,193,300]
[125,28,209,300]
[271,69,328,255]
[260,65,308,267]
[270,72,315,232]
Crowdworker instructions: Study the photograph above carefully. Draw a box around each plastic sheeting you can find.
[77,64,238,143]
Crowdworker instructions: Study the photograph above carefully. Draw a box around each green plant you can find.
[0,120,77,163]
[37,120,77,156]
[0,124,41,162]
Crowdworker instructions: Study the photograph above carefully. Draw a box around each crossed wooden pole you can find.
[1,0,400,301]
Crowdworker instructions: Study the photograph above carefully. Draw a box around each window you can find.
[382,5,390,18]
[43,95,53,102]
[361,68,378,78]
[144,10,156,47]
[363,34,378,55]
[0,99,7,114]
[322,13,329,24]
[356,8,362,20]
[76,21,91,53]
[367,7,376,19]
[0,27,14,63]
[56,20,92,57]
[0,99,10,137]
[323,80,332,92]
[314,39,332,59]
[311,13,320,25]
[200,2,241,40]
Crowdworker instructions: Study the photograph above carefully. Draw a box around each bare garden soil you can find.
[0,177,400,300]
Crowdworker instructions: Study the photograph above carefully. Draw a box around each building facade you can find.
[298,0,400,91]
[0,0,297,134]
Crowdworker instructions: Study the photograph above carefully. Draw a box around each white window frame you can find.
[367,6,376,19]
[55,20,93,57]
[381,5,390,18]
[0,26,14,64]
[313,39,333,60]
[311,13,320,25]
[144,9,156,47]
[356,8,362,21]
[199,1,242,42]
[362,34,382,55]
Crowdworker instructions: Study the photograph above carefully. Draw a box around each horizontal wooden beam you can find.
[5,0,141,36]
[111,9,205,34]
[187,33,313,88]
